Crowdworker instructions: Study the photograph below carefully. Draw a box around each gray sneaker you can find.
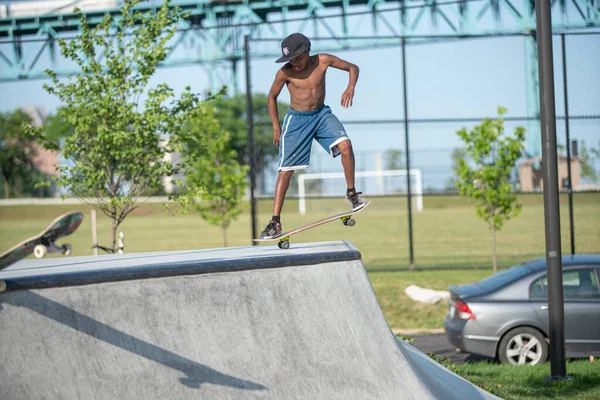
[346,190,365,211]
[260,220,283,239]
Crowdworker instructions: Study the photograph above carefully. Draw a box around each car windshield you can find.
[477,263,534,291]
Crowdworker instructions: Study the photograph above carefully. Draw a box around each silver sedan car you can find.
[444,254,600,365]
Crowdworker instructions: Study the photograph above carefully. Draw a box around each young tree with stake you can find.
[454,107,525,273]
[175,105,248,247]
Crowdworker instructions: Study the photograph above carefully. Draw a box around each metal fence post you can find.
[244,35,258,243]
[561,33,575,256]
[402,37,415,271]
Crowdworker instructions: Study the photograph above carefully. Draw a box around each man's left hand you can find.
[341,88,354,108]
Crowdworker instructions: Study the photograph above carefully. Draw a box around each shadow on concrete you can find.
[3,291,267,392]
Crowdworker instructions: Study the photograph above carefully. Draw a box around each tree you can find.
[25,0,206,252]
[454,107,525,273]
[0,110,51,198]
[209,93,288,192]
[44,108,75,143]
[384,148,403,170]
[579,139,600,184]
[175,105,248,247]
[445,147,467,192]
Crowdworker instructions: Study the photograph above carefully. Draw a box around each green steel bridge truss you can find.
[1,0,599,81]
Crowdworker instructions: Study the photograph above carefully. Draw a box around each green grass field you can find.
[1,193,598,270]
[454,360,600,400]
[370,269,493,329]
[2,194,597,330]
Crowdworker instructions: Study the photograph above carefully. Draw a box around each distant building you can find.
[22,106,60,177]
[518,155,581,192]
[159,138,185,194]
[22,106,61,196]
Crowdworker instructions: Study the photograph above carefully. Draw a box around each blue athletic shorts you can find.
[278,105,350,171]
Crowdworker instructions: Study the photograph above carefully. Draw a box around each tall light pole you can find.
[534,0,567,379]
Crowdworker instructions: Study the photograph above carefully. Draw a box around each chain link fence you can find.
[246,32,600,269]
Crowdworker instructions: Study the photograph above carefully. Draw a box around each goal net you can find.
[297,169,423,215]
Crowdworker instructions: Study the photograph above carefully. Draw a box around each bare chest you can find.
[287,68,327,90]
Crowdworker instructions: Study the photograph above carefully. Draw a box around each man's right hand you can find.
[273,128,282,148]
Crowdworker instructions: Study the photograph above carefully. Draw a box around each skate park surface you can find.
[0,241,498,399]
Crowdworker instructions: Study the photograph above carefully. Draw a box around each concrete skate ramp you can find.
[0,241,497,400]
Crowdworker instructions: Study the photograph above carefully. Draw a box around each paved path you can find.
[409,334,494,365]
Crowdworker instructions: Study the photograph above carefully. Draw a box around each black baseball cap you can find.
[275,33,311,63]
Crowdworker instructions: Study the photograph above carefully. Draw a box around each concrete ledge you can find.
[0,241,361,292]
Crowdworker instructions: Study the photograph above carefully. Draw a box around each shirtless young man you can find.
[259,32,365,239]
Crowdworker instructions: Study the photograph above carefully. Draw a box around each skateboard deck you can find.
[253,200,371,249]
[0,211,84,271]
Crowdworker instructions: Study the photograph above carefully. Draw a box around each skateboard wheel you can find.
[34,244,47,259]
[0,280,6,293]
[346,218,356,227]
[62,244,73,256]
[279,241,290,250]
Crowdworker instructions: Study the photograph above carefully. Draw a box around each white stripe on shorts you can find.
[278,114,293,170]
[328,137,350,157]
[278,165,309,171]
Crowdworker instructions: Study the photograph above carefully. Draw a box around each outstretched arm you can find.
[267,69,288,147]
[323,54,359,108]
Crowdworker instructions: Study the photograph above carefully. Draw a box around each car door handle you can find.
[540,305,548,310]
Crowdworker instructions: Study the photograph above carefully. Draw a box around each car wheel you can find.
[498,327,548,365]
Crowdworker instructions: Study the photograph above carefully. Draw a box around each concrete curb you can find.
[392,328,445,336]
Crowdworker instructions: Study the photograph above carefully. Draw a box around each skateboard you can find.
[0,212,84,271]
[253,200,371,249]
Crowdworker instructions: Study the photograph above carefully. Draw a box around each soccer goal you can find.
[297,169,424,215]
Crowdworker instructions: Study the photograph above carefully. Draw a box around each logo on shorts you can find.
[282,47,289,56]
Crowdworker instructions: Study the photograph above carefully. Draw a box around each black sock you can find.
[346,187,356,194]
[271,215,280,223]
